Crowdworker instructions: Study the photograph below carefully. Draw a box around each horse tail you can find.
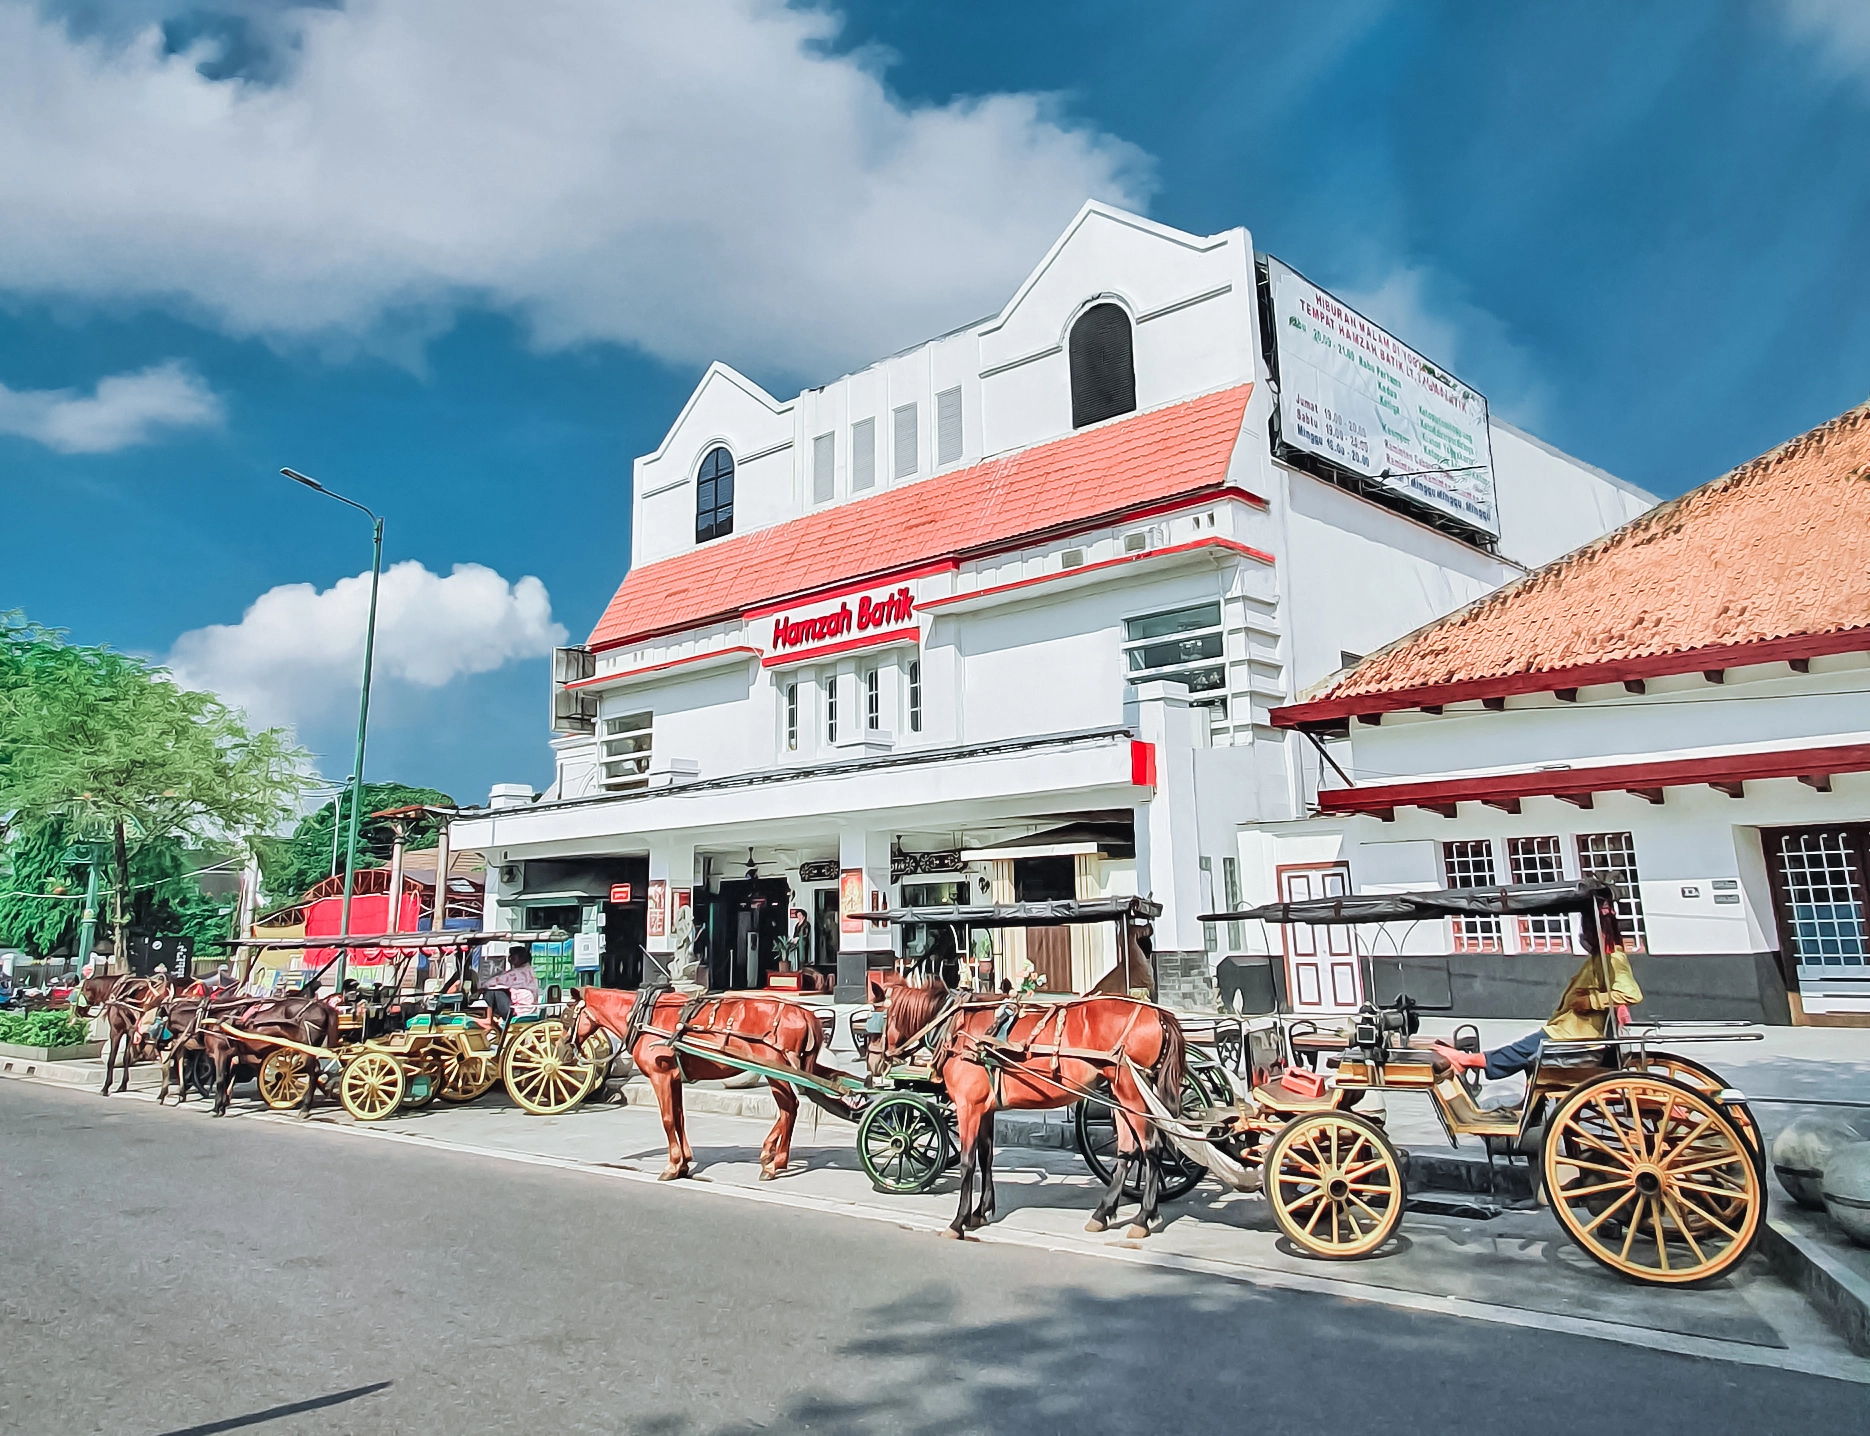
[1152,1010,1187,1110]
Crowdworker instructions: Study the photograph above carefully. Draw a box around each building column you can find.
[836,827,894,1002]
[647,838,697,985]
[1128,680,1212,1009]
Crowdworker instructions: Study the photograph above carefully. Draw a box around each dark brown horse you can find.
[78,974,190,1094]
[571,988,854,1181]
[192,992,340,1117]
[873,984,1186,1240]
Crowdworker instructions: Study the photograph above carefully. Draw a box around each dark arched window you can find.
[695,446,734,543]
[1069,302,1136,429]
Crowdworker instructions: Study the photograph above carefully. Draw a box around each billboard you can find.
[1267,258,1497,536]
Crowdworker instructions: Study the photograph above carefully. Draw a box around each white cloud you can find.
[0,1,1151,376]
[167,560,568,730]
[1337,267,1552,430]
[1777,0,1870,84]
[0,359,223,452]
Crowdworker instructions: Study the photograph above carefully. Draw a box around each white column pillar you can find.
[1129,681,1207,993]
[647,838,697,984]
[836,827,894,1001]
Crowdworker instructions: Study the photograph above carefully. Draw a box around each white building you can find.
[1257,399,1870,1026]
[452,202,1651,1006]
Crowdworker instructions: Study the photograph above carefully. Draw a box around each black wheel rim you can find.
[1074,1074,1208,1201]
[862,1100,945,1193]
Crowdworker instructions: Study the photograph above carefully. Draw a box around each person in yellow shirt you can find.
[1435,941,1643,1080]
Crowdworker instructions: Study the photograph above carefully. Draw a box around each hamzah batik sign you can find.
[1268,257,1498,537]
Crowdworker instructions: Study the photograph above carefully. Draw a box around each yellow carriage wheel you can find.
[339,1050,406,1122]
[1265,1110,1406,1259]
[258,1050,314,1111]
[1544,1072,1761,1286]
[439,1050,501,1103]
[502,1021,607,1116]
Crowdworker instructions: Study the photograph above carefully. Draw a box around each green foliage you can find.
[258,781,455,907]
[0,613,310,951]
[0,819,81,955]
[0,1009,92,1048]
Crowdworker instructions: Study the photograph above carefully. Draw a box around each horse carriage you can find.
[174,930,613,1121]
[1181,880,1766,1285]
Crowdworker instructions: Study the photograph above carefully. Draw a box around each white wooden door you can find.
[1280,864,1363,1014]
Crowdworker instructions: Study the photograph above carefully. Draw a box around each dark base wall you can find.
[1366,950,1793,1026]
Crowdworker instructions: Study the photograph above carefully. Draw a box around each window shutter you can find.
[812,432,835,504]
[852,417,876,490]
[1069,303,1137,429]
[936,386,962,466]
[893,403,917,480]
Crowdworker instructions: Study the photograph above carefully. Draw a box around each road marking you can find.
[10,1065,1865,1384]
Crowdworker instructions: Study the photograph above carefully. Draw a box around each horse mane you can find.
[886,979,952,1049]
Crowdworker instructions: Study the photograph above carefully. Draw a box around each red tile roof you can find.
[589,385,1255,650]
[1276,399,1870,726]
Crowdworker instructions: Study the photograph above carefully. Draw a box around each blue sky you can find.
[3,1,1867,805]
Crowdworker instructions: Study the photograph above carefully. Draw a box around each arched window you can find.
[1069,302,1136,429]
[695,446,735,543]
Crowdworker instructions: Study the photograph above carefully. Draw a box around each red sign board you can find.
[609,883,633,904]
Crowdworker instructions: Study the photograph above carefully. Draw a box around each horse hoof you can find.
[939,1228,964,1240]
[1084,1218,1107,1234]
[658,1166,686,1182]
[1124,1223,1150,1240]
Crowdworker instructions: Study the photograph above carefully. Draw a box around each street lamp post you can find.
[281,469,383,950]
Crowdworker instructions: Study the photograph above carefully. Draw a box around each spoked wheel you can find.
[1265,1110,1406,1260]
[1545,1072,1761,1285]
[857,1092,949,1194]
[502,1022,607,1115]
[1637,1053,1765,1181]
[1074,1068,1218,1203]
[401,1063,442,1109]
[258,1050,314,1111]
[339,1051,406,1122]
[439,1049,500,1103]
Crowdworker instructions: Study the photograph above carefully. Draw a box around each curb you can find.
[1760,1214,1870,1357]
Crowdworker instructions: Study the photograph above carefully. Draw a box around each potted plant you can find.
[0,1009,104,1061]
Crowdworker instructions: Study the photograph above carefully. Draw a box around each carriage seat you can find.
[1250,1081,1345,1115]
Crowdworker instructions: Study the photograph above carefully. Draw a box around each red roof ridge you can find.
[588,384,1255,651]
[1275,395,1870,724]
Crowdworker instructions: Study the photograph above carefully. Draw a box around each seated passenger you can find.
[1434,943,1643,1080]
[481,947,541,1019]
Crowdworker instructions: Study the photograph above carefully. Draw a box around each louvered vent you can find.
[812,432,835,504]
[936,386,962,466]
[852,417,876,490]
[1069,303,1136,429]
[893,403,918,479]
[1061,548,1085,569]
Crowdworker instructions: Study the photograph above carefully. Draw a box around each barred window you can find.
[785,682,799,752]
[826,673,838,744]
[865,668,880,731]
[1442,839,1501,951]
[1507,836,1570,951]
[908,659,922,733]
[1577,832,1648,952]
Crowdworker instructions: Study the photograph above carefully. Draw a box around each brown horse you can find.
[79,974,185,1094]
[571,988,855,1181]
[873,984,1186,1240]
[193,992,340,1117]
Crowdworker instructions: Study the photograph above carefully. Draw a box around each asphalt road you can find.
[2,1082,1859,1436]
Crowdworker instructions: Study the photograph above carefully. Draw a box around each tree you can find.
[258,781,456,908]
[0,819,81,956]
[0,615,309,962]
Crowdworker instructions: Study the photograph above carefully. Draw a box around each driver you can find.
[482,946,540,1020]
[1434,940,1643,1080]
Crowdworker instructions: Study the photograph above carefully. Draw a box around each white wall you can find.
[1489,420,1656,570]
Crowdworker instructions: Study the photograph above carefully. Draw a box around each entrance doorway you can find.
[1014,855,1075,994]
[1277,863,1361,1014]
[707,878,791,990]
